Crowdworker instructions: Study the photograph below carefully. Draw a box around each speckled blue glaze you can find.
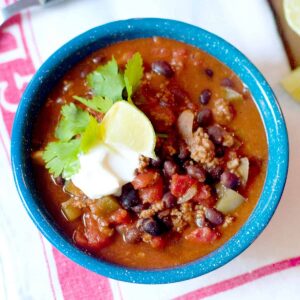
[11,18,289,284]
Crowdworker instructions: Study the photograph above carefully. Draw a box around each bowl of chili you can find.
[11,18,288,283]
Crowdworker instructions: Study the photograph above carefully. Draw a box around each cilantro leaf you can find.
[87,57,125,101]
[55,103,90,141]
[80,117,102,153]
[42,139,81,178]
[124,52,144,102]
[74,95,114,113]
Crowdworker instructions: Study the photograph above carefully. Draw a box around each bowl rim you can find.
[11,18,289,284]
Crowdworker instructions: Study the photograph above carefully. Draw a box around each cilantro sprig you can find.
[124,52,143,103]
[74,52,144,112]
[42,52,144,179]
[87,57,125,101]
[80,117,102,153]
[73,96,113,113]
[55,103,90,141]
[42,104,102,178]
[43,139,81,178]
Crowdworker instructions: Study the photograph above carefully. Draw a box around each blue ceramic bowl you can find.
[11,18,288,284]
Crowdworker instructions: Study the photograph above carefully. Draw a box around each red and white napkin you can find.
[1,0,299,299]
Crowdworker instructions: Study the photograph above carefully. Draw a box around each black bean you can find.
[208,166,223,182]
[121,182,134,195]
[220,171,240,190]
[178,141,190,161]
[157,215,172,230]
[150,157,162,168]
[185,164,206,182]
[162,192,177,208]
[215,146,225,158]
[152,61,174,78]
[221,78,234,88]
[207,125,224,145]
[197,108,213,127]
[205,208,224,226]
[142,218,165,236]
[123,227,141,244]
[119,184,140,209]
[204,68,214,78]
[199,89,212,105]
[163,160,178,177]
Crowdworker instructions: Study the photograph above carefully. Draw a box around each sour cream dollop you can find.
[71,144,140,199]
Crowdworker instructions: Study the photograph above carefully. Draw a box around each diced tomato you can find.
[132,170,159,189]
[73,214,111,251]
[109,208,131,225]
[195,183,211,199]
[84,213,111,248]
[138,177,164,203]
[150,236,166,249]
[185,227,218,243]
[192,183,216,207]
[73,226,89,248]
[170,174,198,197]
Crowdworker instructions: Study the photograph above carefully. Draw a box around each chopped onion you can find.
[177,110,194,146]
[215,186,245,214]
[237,157,249,186]
[223,87,243,101]
[178,185,198,204]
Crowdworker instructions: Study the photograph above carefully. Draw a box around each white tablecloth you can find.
[1,0,300,299]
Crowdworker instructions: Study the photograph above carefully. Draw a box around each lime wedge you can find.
[100,101,156,158]
[281,67,300,102]
[284,0,300,36]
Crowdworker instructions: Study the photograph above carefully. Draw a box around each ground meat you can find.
[225,151,241,174]
[98,226,114,237]
[170,48,188,72]
[204,157,223,169]
[228,151,238,160]
[222,131,235,147]
[163,144,177,156]
[139,202,164,218]
[180,202,194,223]
[195,207,206,227]
[190,128,215,164]
[227,158,240,171]
[141,232,152,243]
[138,155,150,173]
[213,98,234,124]
[222,215,235,228]
[170,208,188,233]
